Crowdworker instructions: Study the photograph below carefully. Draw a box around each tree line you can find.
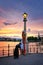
[27,36,41,42]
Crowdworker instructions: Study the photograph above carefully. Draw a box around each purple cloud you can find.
[3,22,17,26]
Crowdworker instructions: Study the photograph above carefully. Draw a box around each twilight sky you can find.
[0,0,43,37]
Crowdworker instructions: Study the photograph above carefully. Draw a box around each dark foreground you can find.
[0,54,43,65]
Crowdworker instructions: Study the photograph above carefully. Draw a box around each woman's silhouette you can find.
[14,44,20,59]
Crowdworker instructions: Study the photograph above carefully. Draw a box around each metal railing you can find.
[0,44,15,57]
[0,44,43,57]
[26,43,43,53]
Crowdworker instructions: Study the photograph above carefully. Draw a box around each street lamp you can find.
[22,12,28,55]
[23,12,28,18]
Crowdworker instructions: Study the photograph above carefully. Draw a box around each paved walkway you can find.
[0,54,43,65]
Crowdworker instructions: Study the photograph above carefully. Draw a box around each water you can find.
[0,41,19,57]
[0,41,43,57]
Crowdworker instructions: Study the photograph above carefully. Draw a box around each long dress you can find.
[14,45,19,59]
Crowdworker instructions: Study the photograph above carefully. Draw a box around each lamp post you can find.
[22,13,28,55]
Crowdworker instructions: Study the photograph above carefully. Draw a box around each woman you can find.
[14,44,19,59]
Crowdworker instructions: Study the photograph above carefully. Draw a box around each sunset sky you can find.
[0,0,43,38]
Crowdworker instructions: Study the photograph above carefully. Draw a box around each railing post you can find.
[36,45,38,53]
[27,43,29,54]
[2,49,4,56]
[39,44,41,53]
[33,47,35,53]
[30,46,31,53]
[8,44,10,56]
[13,48,14,56]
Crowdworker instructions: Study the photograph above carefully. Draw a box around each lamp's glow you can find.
[23,13,28,18]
